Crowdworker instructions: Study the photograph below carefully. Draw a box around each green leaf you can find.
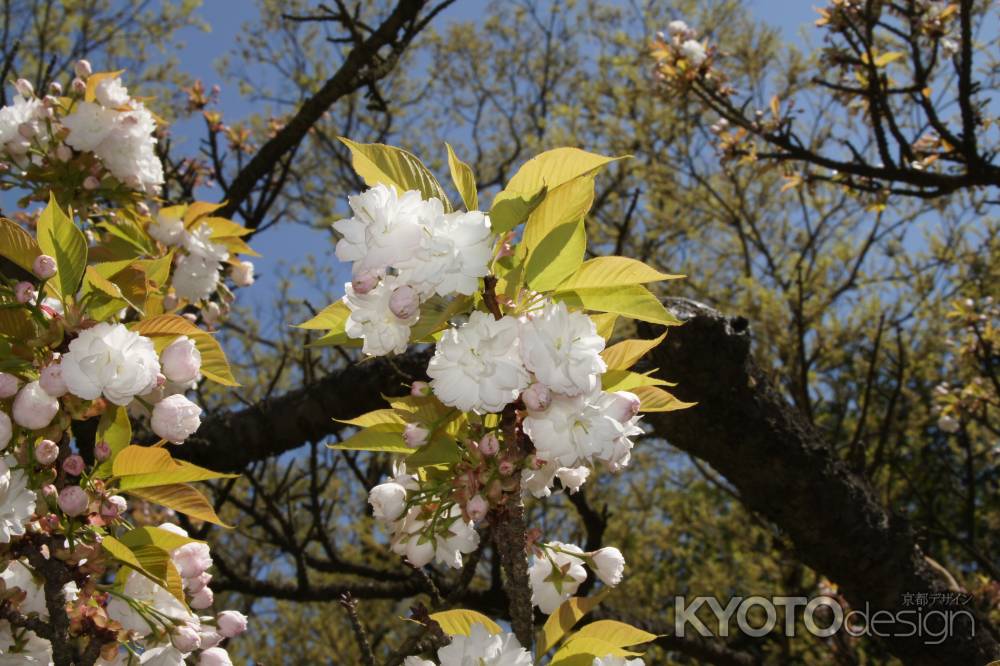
[631,385,696,412]
[118,460,239,491]
[118,526,201,552]
[96,219,154,256]
[489,186,547,235]
[329,423,410,453]
[601,369,669,392]
[520,177,594,260]
[557,257,682,290]
[0,217,41,272]
[339,137,451,211]
[126,483,231,527]
[428,610,502,636]
[93,406,132,478]
[36,192,87,299]
[446,143,478,211]
[405,436,461,468]
[503,147,626,195]
[565,620,658,650]
[538,590,610,657]
[524,219,586,292]
[550,637,641,666]
[600,334,667,371]
[555,285,681,326]
[334,409,405,428]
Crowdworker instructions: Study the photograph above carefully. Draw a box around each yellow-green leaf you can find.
[183,201,227,227]
[0,217,41,272]
[521,177,594,259]
[334,409,405,428]
[557,257,682,291]
[93,406,132,477]
[329,424,410,453]
[591,313,618,341]
[538,590,610,657]
[600,334,666,370]
[36,192,87,298]
[112,446,179,477]
[565,620,658,650]
[556,285,681,326]
[490,186,547,234]
[446,143,478,211]
[85,70,126,103]
[503,147,625,196]
[118,526,202,552]
[339,138,451,211]
[601,369,669,392]
[132,315,238,386]
[295,301,349,331]
[428,610,502,636]
[118,460,239,491]
[551,637,641,665]
[201,216,252,238]
[410,296,472,343]
[525,218,586,292]
[631,385,695,412]
[126,483,231,527]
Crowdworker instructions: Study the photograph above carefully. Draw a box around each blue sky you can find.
[168,1,821,317]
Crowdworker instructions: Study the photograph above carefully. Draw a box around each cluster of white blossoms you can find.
[147,210,255,306]
[527,542,625,613]
[99,523,246,666]
[0,63,164,191]
[333,183,495,356]
[401,622,642,666]
[656,19,708,67]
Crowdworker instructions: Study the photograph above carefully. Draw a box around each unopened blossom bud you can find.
[680,39,707,66]
[100,495,127,520]
[14,281,36,304]
[605,391,641,423]
[41,483,57,498]
[39,363,67,397]
[521,383,551,411]
[94,440,111,461]
[163,293,179,310]
[410,381,430,397]
[496,239,514,259]
[71,77,86,94]
[35,439,59,465]
[160,336,202,385]
[368,482,407,522]
[202,301,221,326]
[55,144,72,162]
[403,423,429,448]
[198,647,233,666]
[351,270,380,294]
[466,495,489,522]
[12,381,59,430]
[48,81,62,95]
[198,627,223,649]
[151,394,202,444]
[14,78,33,97]
[189,586,214,610]
[32,254,57,279]
[58,486,89,516]
[186,572,212,594]
[389,285,420,320]
[0,412,11,448]
[590,546,625,586]
[74,59,92,77]
[62,454,84,476]
[667,19,690,36]
[498,460,515,476]
[172,624,201,653]
[174,541,212,579]
[83,176,100,190]
[230,260,254,287]
[478,433,500,457]
[0,372,19,398]
[216,610,248,638]
[17,122,35,140]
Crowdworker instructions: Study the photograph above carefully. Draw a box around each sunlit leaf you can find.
[339,137,451,210]
[446,143,478,211]
[428,610,502,636]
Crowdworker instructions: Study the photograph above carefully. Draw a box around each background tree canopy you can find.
[2,0,997,664]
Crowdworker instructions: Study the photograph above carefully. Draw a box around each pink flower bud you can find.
[498,460,515,476]
[497,239,514,259]
[0,372,19,398]
[521,383,551,411]
[14,281,36,304]
[389,285,420,320]
[410,381,430,397]
[185,571,212,594]
[403,423,429,448]
[71,77,86,95]
[100,495,127,519]
[39,363,67,397]
[48,81,62,95]
[216,610,248,638]
[0,412,11,449]
[12,381,59,430]
[34,439,59,465]
[83,176,100,190]
[151,394,202,444]
[189,586,214,610]
[41,483,57,498]
[62,454,85,476]
[350,270,380,294]
[74,60,92,77]
[605,391,641,423]
[94,440,111,461]
[466,494,489,521]
[14,78,34,97]
[58,486,89,516]
[478,433,500,457]
[160,336,202,385]
[174,542,213,579]
[55,144,72,162]
[32,254,57,279]
[172,624,201,652]
[198,628,223,649]
[198,647,232,666]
